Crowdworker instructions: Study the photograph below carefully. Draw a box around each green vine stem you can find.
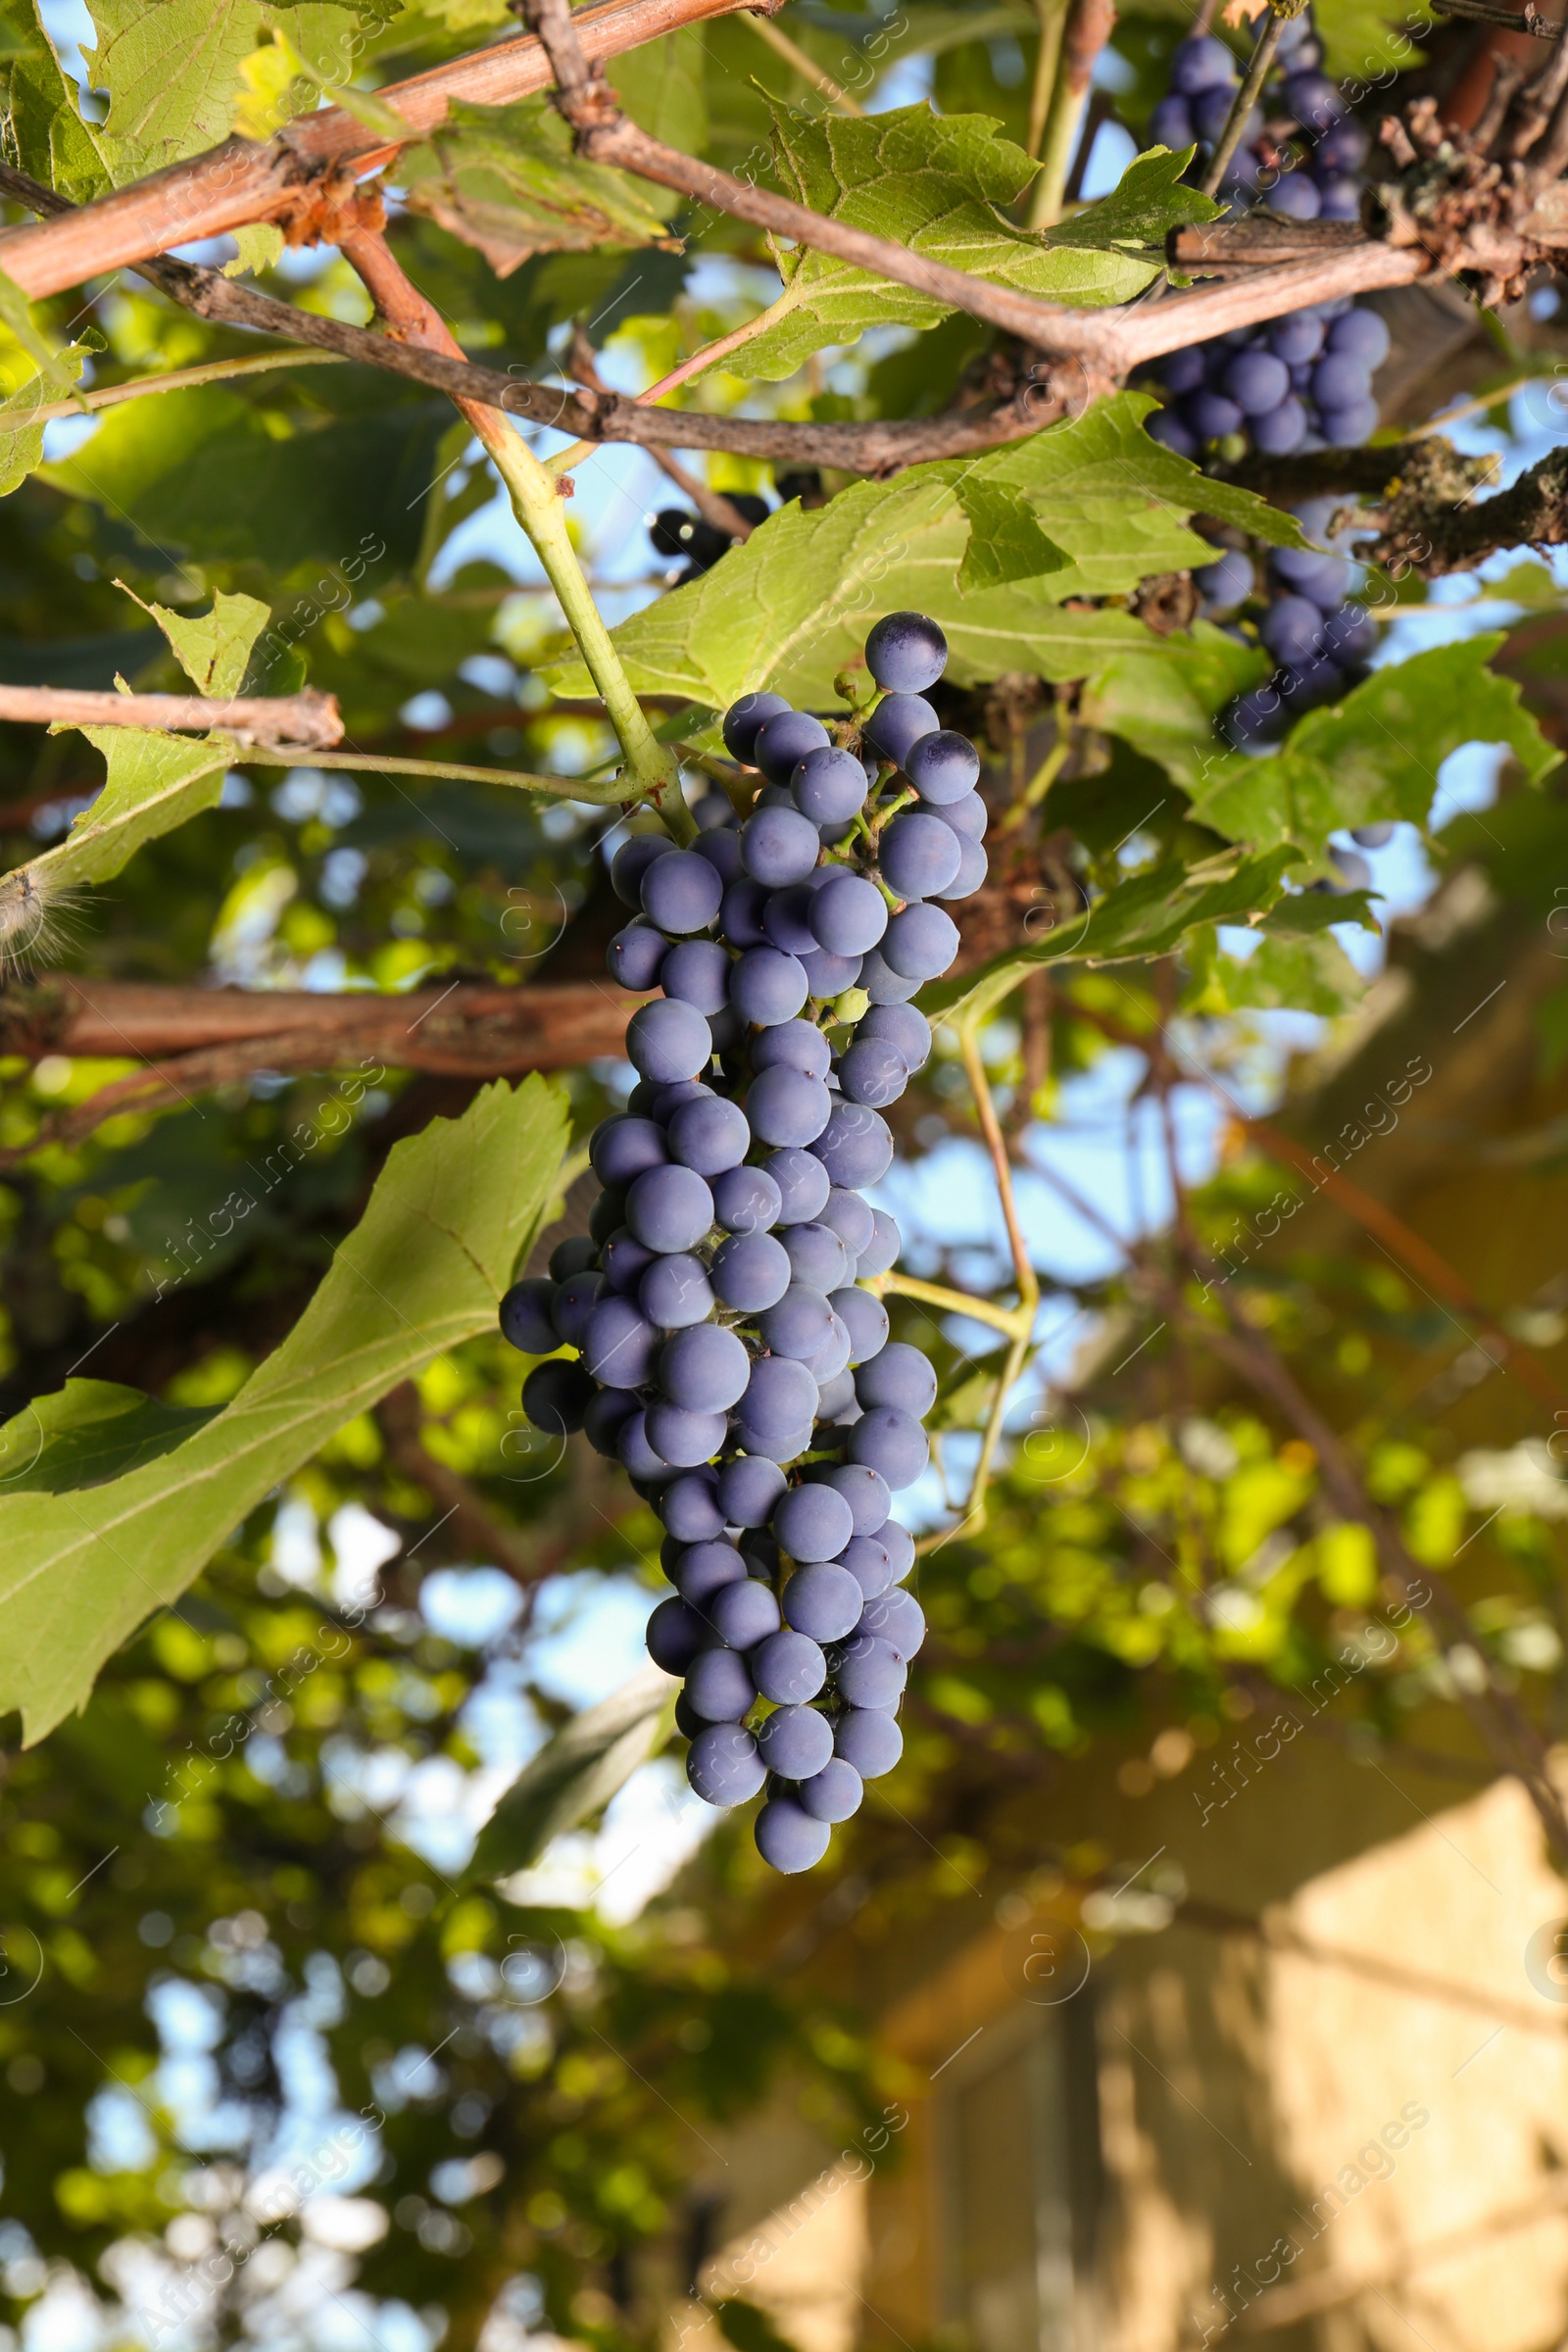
[340,228,693,845]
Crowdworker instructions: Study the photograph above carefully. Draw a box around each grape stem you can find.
[339,226,694,846]
[1026,0,1117,230]
[1200,1,1300,201]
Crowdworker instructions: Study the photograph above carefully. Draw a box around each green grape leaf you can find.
[400,96,682,275]
[0,1076,569,1745]
[29,728,230,892]
[82,0,266,181]
[1042,145,1218,249]
[548,395,1298,707]
[610,22,707,158]
[0,1382,220,1493]
[1204,931,1365,1016]
[1258,886,1380,936]
[712,110,1200,382]
[139,586,270,698]
[223,220,285,276]
[469,1665,678,1885]
[43,380,446,572]
[1188,638,1560,848]
[0,337,88,497]
[924,847,1299,1028]
[954,477,1068,593]
[0,0,112,202]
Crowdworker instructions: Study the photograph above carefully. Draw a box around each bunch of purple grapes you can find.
[1191,501,1378,741]
[1145,17,1389,463]
[499,612,990,1873]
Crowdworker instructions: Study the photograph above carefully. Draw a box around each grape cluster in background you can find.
[1145,13,1389,466]
[500,613,990,1873]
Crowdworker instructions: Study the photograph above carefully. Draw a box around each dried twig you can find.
[0,683,343,750]
[0,0,778,299]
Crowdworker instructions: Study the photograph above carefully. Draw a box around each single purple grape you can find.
[741,804,821,888]
[879,1520,915,1583]
[645,1400,727,1468]
[1171,33,1238,94]
[646,1594,705,1673]
[856,1342,937,1417]
[862,693,939,770]
[716,1452,788,1528]
[735,1354,819,1459]
[838,1534,893,1599]
[775,1483,856,1564]
[1316,397,1379,447]
[722,690,790,764]
[793,747,869,823]
[712,1163,783,1235]
[882,903,959,982]
[618,1407,668,1482]
[1282,70,1346,130]
[857,1207,901,1279]
[667,1093,751,1177]
[500,1277,559,1354]
[811,1102,894,1190]
[834,1706,903,1778]
[748,1065,831,1149]
[687,1722,766,1807]
[1260,595,1327,667]
[752,1629,827,1705]
[522,1358,594,1437]
[549,1237,597,1281]
[753,1018,831,1077]
[858,947,921,1004]
[686,1645,756,1722]
[810,871,888,956]
[729,946,809,1028]
[765,1148,831,1226]
[711,1230,791,1311]
[756,710,831,787]
[756,1704,834,1780]
[611,835,675,907]
[693,826,744,886]
[672,1539,746,1605]
[625,1164,714,1254]
[590,1114,667,1190]
[662,1321,752,1413]
[583,1294,660,1389]
[829,1286,890,1365]
[608,920,669,991]
[858,1586,925,1658]
[782,1220,849,1295]
[801,946,862,1000]
[1222,349,1291,417]
[904,730,980,807]
[754,1795,830,1872]
[1268,315,1325,366]
[881,810,962,902]
[626,998,711,1085]
[583,1387,637,1458]
[1150,93,1195,147]
[760,1283,835,1361]
[661,1470,725,1542]
[642,850,722,937]
[761,884,822,958]
[1146,409,1199,461]
[848,1404,929,1490]
[707,1579,782,1650]
[639,1250,715,1330]
[820,1185,874,1257]
[837,1037,907,1109]
[1251,398,1308,458]
[864,612,948,694]
[797,1758,863,1823]
[1269,170,1321,220]
[1186,388,1245,440]
[834,1635,906,1709]
[551,1270,603,1348]
[721,878,772,950]
[661,939,732,1016]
